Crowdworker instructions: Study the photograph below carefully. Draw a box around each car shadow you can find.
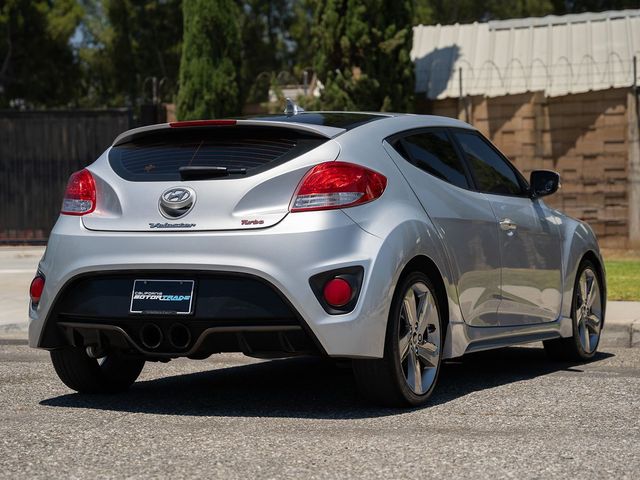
[40,347,614,419]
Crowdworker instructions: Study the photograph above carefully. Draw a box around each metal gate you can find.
[0,109,132,243]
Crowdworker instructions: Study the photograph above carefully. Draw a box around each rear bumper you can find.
[42,271,323,358]
[29,211,390,358]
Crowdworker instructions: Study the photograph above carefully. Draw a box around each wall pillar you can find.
[628,89,640,247]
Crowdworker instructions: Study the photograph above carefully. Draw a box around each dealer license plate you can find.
[130,279,195,315]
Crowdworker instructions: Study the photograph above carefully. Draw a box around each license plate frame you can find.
[129,279,195,315]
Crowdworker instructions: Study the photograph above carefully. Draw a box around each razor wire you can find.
[416,54,640,98]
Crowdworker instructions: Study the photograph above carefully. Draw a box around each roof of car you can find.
[239,111,398,130]
[112,112,474,146]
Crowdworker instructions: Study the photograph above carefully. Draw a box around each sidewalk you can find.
[0,246,43,339]
[1,246,639,346]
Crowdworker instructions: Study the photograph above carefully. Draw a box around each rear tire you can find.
[543,259,603,361]
[50,347,145,393]
[353,271,443,407]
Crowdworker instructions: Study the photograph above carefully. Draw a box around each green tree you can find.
[413,0,556,25]
[550,0,640,14]
[0,0,82,108]
[239,0,294,104]
[177,0,241,119]
[78,0,182,108]
[288,0,317,73]
[312,0,415,112]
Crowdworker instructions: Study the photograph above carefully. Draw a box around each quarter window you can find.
[453,131,524,195]
[393,131,470,189]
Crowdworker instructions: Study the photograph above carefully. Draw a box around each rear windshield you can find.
[109,126,326,181]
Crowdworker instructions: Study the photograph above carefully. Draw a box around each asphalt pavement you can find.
[1,245,639,478]
[0,343,638,479]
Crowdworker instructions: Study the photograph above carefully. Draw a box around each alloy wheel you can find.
[398,281,441,395]
[575,268,602,354]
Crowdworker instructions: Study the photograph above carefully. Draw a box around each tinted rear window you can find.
[109,127,326,181]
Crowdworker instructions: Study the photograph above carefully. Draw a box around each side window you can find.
[392,131,470,189]
[453,131,524,195]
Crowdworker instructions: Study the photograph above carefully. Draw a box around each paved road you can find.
[1,342,638,479]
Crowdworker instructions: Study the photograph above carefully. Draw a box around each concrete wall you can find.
[418,88,633,248]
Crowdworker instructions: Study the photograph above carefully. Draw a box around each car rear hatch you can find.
[82,120,342,232]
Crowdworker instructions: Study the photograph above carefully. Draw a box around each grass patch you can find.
[604,259,640,301]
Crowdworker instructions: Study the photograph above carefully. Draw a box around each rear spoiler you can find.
[112,119,345,146]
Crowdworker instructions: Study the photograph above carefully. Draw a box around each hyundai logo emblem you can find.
[159,187,196,219]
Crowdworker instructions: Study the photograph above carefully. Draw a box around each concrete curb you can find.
[599,320,640,348]
[0,323,28,342]
[0,322,27,334]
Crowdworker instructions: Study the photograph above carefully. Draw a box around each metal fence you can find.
[0,109,132,243]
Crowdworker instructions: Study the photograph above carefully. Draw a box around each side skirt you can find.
[444,315,573,358]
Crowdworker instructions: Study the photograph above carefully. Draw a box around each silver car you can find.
[28,109,606,407]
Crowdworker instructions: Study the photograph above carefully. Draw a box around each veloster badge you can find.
[149,222,196,229]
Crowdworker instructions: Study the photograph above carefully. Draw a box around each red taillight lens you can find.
[29,276,45,304]
[323,278,353,307]
[61,169,96,215]
[290,162,387,212]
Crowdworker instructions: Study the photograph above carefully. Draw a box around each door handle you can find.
[499,218,517,231]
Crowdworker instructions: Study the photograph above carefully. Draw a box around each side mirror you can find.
[529,170,560,198]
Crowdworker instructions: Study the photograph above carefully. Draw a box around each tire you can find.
[353,271,443,407]
[50,347,145,393]
[543,259,603,361]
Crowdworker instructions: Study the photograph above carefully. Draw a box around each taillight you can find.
[290,162,387,212]
[61,169,96,215]
[30,275,45,305]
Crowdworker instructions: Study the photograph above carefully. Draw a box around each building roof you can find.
[412,9,640,98]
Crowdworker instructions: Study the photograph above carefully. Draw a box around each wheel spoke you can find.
[585,313,600,332]
[587,280,598,310]
[579,274,588,305]
[580,320,590,351]
[403,294,418,329]
[585,273,595,308]
[416,294,433,337]
[399,331,411,361]
[417,341,438,368]
[406,349,422,394]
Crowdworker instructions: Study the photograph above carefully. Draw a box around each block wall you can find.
[418,89,630,247]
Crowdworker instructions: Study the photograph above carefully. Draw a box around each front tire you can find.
[50,347,145,393]
[353,271,443,407]
[543,259,603,361]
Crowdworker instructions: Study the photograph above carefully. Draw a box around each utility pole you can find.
[458,67,469,123]
[628,56,640,247]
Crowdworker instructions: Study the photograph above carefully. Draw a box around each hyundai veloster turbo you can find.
[29,109,606,406]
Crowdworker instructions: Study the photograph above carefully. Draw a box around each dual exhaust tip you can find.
[140,323,191,351]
